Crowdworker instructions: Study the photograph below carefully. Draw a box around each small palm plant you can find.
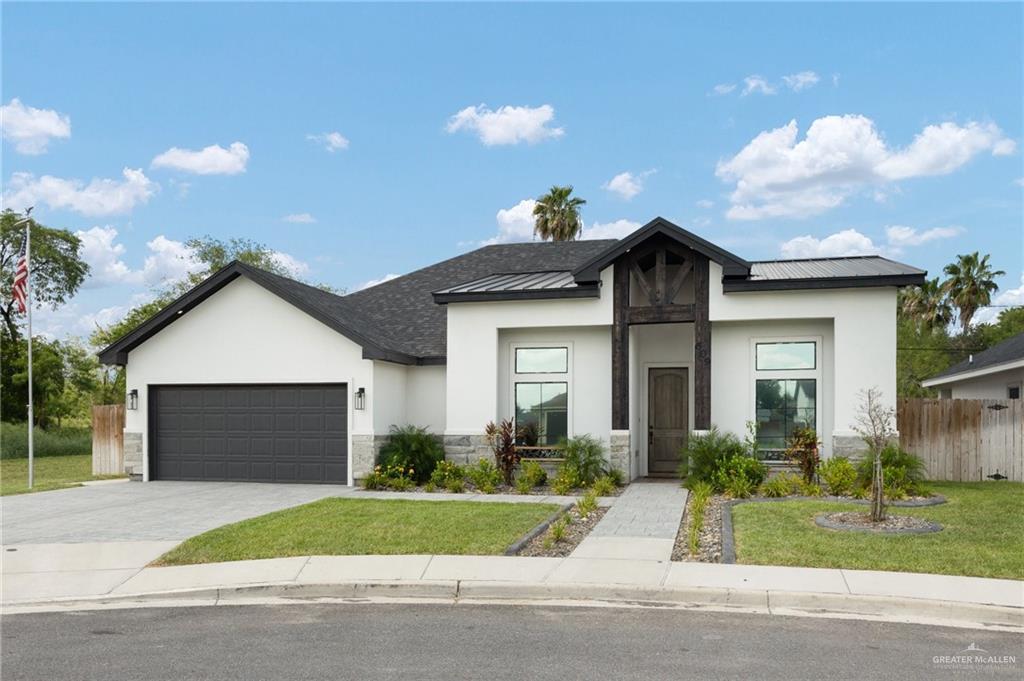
[533,185,586,241]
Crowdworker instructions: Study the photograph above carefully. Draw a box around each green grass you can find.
[156,498,560,565]
[731,482,1024,579]
[0,454,124,496]
[0,422,91,459]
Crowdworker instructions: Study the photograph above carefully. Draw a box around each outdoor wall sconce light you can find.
[128,389,139,410]
[355,387,366,410]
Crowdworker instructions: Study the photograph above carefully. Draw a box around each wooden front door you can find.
[648,367,689,476]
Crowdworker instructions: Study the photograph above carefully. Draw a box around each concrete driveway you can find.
[1,480,354,545]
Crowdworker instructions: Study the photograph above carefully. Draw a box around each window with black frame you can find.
[513,347,569,448]
[753,341,818,460]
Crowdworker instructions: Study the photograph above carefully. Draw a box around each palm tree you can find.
[900,277,953,330]
[533,186,586,241]
[943,252,1005,332]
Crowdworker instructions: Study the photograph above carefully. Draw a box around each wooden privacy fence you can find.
[92,404,125,475]
[897,398,1023,482]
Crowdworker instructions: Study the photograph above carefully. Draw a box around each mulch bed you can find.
[815,511,943,534]
[516,506,608,557]
[361,483,624,497]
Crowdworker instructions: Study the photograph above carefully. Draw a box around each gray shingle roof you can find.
[339,240,616,360]
[434,271,579,295]
[926,332,1024,383]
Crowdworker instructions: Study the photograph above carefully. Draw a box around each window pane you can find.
[756,342,815,371]
[515,382,568,445]
[755,379,816,456]
[515,347,568,374]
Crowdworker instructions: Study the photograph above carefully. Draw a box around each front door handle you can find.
[648,426,654,446]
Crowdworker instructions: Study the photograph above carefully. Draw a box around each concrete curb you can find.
[6,580,1021,631]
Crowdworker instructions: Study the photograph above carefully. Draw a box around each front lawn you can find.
[156,498,560,565]
[0,455,124,496]
[731,482,1024,580]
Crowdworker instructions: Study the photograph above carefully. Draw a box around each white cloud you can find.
[742,75,776,96]
[151,142,249,175]
[602,170,655,200]
[782,71,820,92]
[446,104,564,146]
[307,131,350,152]
[975,274,1024,324]
[581,219,641,241]
[139,235,201,288]
[482,198,538,245]
[780,223,963,259]
[269,251,310,278]
[696,199,714,209]
[75,226,136,287]
[710,83,736,96]
[1,98,71,154]
[780,229,879,259]
[717,115,1017,220]
[356,273,400,291]
[283,213,316,224]
[884,225,963,249]
[3,168,157,216]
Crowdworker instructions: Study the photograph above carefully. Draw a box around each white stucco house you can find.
[922,332,1024,400]
[98,218,926,484]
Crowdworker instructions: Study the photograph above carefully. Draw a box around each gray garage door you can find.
[151,384,348,483]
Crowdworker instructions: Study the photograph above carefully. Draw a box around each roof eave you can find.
[922,358,1024,387]
[571,217,752,284]
[722,273,926,293]
[433,285,601,305]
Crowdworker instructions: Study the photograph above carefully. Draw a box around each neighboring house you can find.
[922,332,1024,400]
[98,218,926,484]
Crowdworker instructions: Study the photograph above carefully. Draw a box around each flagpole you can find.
[22,208,34,490]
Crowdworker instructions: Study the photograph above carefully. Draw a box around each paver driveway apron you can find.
[1,481,355,545]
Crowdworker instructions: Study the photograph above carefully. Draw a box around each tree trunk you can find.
[870,451,886,522]
[1,304,19,341]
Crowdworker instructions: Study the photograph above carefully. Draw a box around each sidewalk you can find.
[4,545,1022,631]
[571,480,687,561]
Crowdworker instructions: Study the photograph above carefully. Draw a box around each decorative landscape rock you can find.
[814,511,942,534]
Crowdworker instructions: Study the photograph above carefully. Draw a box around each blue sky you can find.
[2,2,1022,338]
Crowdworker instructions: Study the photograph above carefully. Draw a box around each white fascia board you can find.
[921,358,1024,388]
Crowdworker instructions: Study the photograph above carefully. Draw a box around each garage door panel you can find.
[152,384,347,483]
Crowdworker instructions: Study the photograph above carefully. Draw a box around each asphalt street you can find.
[3,602,1021,681]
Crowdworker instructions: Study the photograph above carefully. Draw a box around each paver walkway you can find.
[571,480,687,561]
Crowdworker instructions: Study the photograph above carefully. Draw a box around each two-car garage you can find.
[150,384,348,484]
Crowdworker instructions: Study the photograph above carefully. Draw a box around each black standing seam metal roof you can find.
[925,332,1024,383]
[97,226,927,367]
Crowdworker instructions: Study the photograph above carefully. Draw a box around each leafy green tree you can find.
[0,210,89,340]
[533,186,586,241]
[943,252,1005,332]
[8,335,65,428]
[976,307,1024,347]
[896,319,954,397]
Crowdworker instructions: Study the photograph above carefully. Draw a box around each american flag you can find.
[11,235,28,314]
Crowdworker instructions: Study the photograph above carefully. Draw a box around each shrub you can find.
[576,492,599,519]
[855,445,927,495]
[550,468,579,495]
[590,476,616,497]
[819,457,857,496]
[444,478,465,494]
[423,481,436,493]
[376,425,445,484]
[686,482,714,555]
[484,419,521,485]
[466,458,502,492]
[759,472,799,498]
[710,453,768,493]
[605,468,625,487]
[429,460,464,487]
[680,427,747,483]
[361,463,415,491]
[0,423,92,459]
[799,481,824,497]
[785,427,820,483]
[519,460,548,488]
[549,517,569,543]
[560,435,606,485]
[514,476,533,494]
[724,476,754,499]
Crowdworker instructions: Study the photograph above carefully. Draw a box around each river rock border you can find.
[720,494,947,563]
